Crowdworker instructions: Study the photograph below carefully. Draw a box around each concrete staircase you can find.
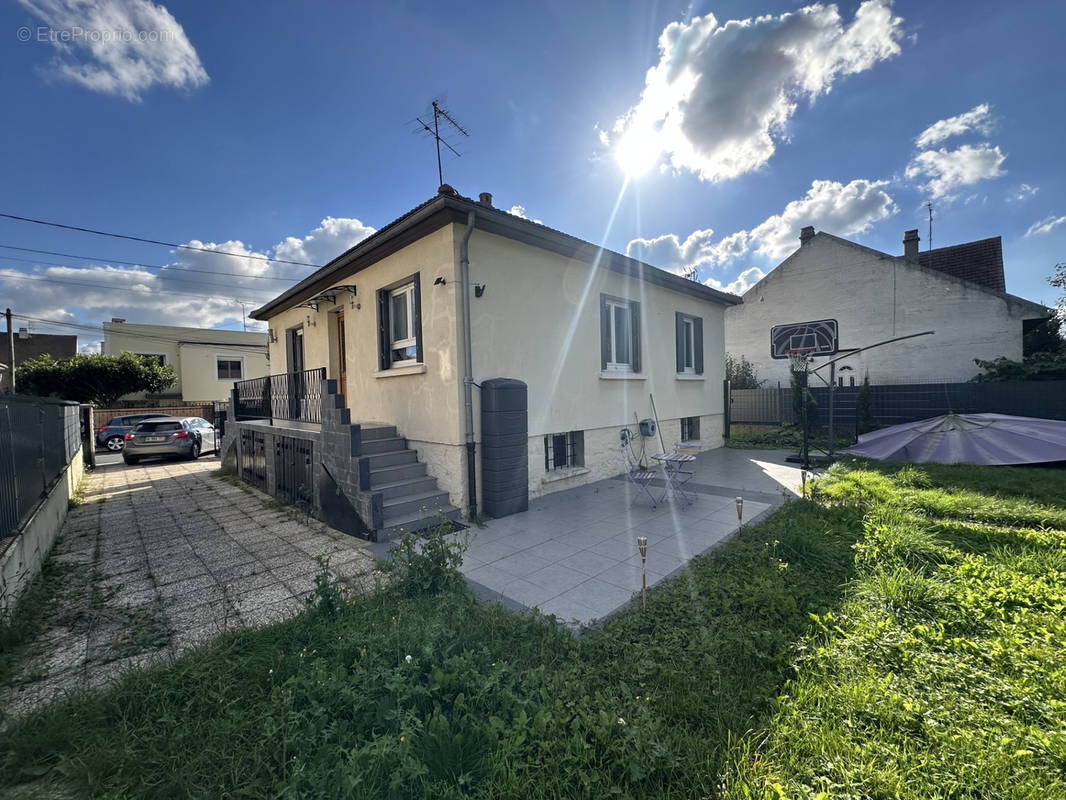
[359,424,461,537]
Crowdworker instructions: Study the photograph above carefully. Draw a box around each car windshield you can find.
[136,421,182,433]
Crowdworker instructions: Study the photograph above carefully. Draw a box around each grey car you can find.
[123,417,204,464]
[96,413,170,452]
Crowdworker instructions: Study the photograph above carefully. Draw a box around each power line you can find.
[0,267,273,306]
[0,244,303,282]
[0,254,297,294]
[0,212,324,268]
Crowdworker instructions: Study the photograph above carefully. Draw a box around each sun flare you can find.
[613,125,661,177]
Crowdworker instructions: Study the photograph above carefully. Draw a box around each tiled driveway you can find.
[1,457,376,717]
[458,448,800,625]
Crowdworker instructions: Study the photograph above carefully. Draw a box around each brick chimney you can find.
[478,192,493,208]
[903,229,920,262]
[799,226,815,246]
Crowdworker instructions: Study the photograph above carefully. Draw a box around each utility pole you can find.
[5,308,14,393]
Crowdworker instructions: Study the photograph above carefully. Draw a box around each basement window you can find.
[680,416,700,441]
[544,431,584,472]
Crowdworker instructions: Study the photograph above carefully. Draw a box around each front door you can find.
[336,311,348,405]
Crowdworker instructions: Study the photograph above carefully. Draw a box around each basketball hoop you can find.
[787,348,813,373]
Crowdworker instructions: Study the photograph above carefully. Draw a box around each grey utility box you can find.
[481,378,528,518]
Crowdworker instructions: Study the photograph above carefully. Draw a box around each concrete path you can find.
[1,457,376,718]
[458,448,802,626]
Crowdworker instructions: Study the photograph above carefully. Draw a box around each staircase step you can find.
[360,424,397,441]
[383,506,461,536]
[383,490,452,519]
[365,449,418,469]
[375,475,439,501]
[370,462,427,485]
[360,436,406,455]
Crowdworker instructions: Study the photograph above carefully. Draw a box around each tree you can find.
[16,352,177,406]
[725,353,763,389]
[1023,315,1065,357]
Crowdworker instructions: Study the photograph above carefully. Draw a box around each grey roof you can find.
[252,189,741,320]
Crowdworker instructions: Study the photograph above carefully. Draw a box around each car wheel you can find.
[189,441,200,460]
[106,435,125,451]
[123,456,139,465]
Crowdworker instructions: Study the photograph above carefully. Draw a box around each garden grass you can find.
[0,459,1063,798]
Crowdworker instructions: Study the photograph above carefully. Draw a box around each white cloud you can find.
[747,178,897,259]
[272,217,376,267]
[626,178,896,282]
[1008,183,1039,202]
[606,0,904,181]
[507,205,543,225]
[18,0,208,101]
[905,143,1006,199]
[0,216,376,346]
[704,267,765,295]
[1024,214,1066,238]
[915,103,994,148]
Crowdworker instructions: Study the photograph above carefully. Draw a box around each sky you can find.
[1,0,1064,353]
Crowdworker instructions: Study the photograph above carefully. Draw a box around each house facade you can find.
[246,186,739,535]
[725,228,1049,387]
[1,328,77,393]
[103,320,269,402]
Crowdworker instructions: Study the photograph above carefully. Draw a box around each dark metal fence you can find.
[730,380,1066,431]
[238,428,267,490]
[233,368,326,424]
[274,435,314,510]
[1,395,81,542]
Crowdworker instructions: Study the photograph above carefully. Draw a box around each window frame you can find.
[674,312,704,375]
[215,355,245,381]
[544,430,585,472]
[600,294,641,374]
[377,273,423,371]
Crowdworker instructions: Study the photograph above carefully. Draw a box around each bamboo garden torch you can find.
[736,496,744,531]
[637,536,648,610]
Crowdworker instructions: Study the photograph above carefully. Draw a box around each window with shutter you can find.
[600,295,641,373]
[377,273,423,369]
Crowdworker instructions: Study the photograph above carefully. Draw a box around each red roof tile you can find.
[917,236,1004,292]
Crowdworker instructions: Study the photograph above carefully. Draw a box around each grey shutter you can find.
[413,272,424,363]
[376,288,390,370]
[629,300,641,373]
[694,316,704,374]
[599,295,609,370]
[675,312,685,373]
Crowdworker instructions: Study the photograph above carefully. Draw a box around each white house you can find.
[245,185,740,536]
[103,320,270,402]
[725,227,1049,387]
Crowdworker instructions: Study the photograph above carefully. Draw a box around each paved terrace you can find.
[456,448,801,625]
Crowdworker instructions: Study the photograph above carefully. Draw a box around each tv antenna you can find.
[414,99,469,188]
[925,201,933,251]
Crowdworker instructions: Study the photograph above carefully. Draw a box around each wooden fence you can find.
[94,404,214,429]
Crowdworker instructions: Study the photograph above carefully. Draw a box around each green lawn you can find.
[1,460,1063,798]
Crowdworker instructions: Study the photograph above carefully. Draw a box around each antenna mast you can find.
[925,201,933,251]
[415,100,469,187]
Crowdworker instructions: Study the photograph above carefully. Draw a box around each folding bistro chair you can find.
[622,440,661,508]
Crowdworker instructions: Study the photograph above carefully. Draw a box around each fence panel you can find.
[93,404,214,429]
[233,368,326,424]
[731,380,1066,431]
[1,396,81,542]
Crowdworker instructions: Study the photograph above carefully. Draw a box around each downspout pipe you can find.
[460,210,477,519]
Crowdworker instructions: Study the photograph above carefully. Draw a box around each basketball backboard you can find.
[770,319,839,359]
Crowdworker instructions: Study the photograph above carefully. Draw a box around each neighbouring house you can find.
[103,320,269,403]
[236,185,740,538]
[1,328,77,393]
[725,228,1050,387]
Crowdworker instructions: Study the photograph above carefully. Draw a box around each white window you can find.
[216,358,243,380]
[601,296,640,373]
[681,317,695,373]
[388,282,418,366]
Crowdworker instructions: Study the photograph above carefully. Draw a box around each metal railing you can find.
[233,367,326,424]
[1,395,81,542]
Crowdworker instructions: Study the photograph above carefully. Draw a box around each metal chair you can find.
[622,440,660,508]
